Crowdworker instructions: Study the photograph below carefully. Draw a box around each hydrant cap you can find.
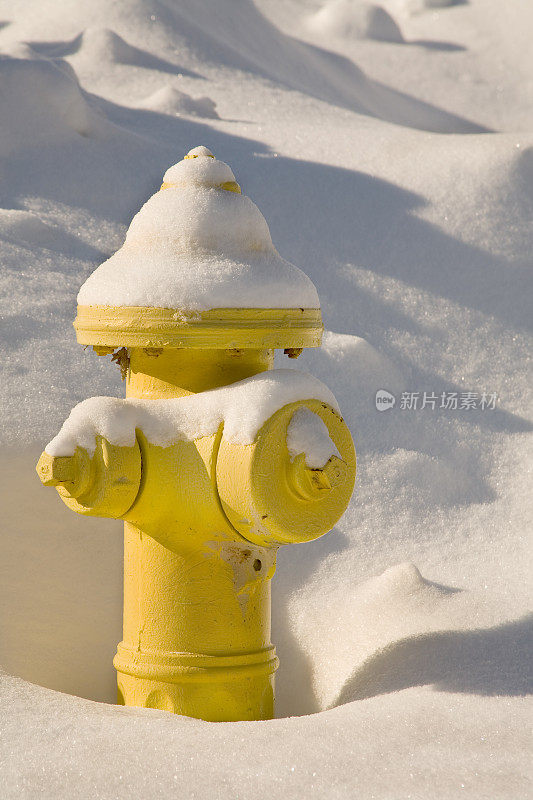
[74,147,322,350]
[184,146,215,158]
[161,147,237,190]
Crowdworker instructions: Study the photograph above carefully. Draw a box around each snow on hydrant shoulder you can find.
[45,370,340,457]
[37,146,356,721]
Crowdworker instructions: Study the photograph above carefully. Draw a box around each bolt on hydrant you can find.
[36,146,356,721]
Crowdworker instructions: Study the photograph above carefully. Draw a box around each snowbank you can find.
[0,0,531,797]
[0,51,102,153]
[1,665,530,800]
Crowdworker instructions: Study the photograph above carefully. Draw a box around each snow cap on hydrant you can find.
[37,146,355,722]
[75,146,322,351]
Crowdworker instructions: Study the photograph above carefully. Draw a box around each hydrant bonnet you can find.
[75,147,322,351]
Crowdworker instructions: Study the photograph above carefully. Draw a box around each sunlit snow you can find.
[0,0,531,798]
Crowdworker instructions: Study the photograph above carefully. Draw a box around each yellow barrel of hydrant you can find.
[117,346,279,722]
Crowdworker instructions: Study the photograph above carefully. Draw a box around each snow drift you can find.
[0,0,531,797]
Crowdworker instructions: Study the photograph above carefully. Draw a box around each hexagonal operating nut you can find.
[289,453,348,500]
[308,455,348,491]
[36,448,92,499]
[37,451,77,487]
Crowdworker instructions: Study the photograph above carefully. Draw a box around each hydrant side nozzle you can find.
[37,437,142,519]
[216,398,356,548]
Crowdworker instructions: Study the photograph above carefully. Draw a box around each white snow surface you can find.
[307,1,404,43]
[77,152,320,309]
[286,406,340,468]
[0,0,532,797]
[45,369,339,456]
[136,89,220,119]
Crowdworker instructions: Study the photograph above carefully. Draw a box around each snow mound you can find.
[0,53,101,152]
[321,331,403,389]
[0,665,529,800]
[45,369,340,457]
[62,26,195,79]
[308,1,404,43]
[0,0,531,795]
[276,560,453,713]
[0,0,487,132]
[72,26,145,65]
[77,151,320,310]
[137,86,219,119]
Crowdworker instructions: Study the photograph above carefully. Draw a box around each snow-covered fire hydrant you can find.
[36,146,356,721]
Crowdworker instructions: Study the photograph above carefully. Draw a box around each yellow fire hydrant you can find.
[36,146,356,721]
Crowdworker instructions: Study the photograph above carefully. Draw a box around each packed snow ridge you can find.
[45,369,340,458]
[307,1,404,43]
[136,87,219,119]
[77,148,320,310]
